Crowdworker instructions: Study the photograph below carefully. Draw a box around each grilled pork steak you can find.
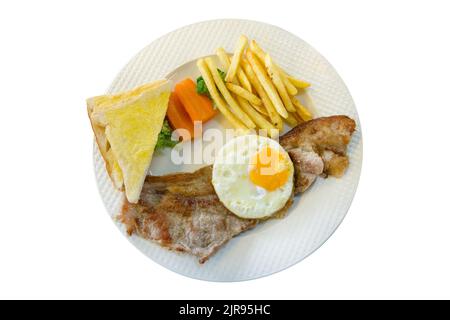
[120,166,292,263]
[120,116,356,263]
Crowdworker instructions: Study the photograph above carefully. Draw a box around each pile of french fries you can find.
[196,35,313,136]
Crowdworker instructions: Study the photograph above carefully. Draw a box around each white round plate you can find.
[93,19,363,282]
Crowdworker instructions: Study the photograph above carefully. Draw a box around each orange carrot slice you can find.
[174,78,216,123]
[167,92,195,140]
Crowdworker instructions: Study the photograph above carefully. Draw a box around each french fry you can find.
[265,54,295,113]
[216,47,252,93]
[285,112,299,127]
[291,96,313,121]
[205,57,256,129]
[250,40,299,95]
[249,38,313,123]
[278,68,298,95]
[298,88,316,115]
[248,102,269,116]
[237,69,252,93]
[216,47,230,69]
[236,96,277,136]
[241,58,283,129]
[225,83,262,106]
[225,35,248,83]
[196,59,246,129]
[287,75,311,89]
[291,110,304,124]
[216,48,275,135]
[216,48,269,117]
[249,40,266,63]
[246,50,288,119]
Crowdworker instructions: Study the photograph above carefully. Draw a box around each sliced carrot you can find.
[174,78,216,123]
[167,92,195,140]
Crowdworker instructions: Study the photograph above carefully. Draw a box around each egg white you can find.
[212,135,294,219]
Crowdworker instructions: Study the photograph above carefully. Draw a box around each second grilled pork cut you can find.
[280,115,356,192]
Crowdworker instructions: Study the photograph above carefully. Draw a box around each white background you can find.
[0,0,449,299]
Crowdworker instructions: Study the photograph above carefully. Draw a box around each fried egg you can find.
[212,135,294,219]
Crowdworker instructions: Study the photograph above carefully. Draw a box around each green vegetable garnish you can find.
[196,69,226,98]
[217,69,226,80]
[196,76,209,97]
[155,119,178,151]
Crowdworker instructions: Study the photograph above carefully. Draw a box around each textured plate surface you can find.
[93,19,362,281]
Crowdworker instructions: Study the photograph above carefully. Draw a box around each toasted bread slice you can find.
[88,102,123,189]
[87,80,171,202]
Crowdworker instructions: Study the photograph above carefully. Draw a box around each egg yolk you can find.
[249,147,290,191]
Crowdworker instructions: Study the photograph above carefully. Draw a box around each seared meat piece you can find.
[120,115,356,263]
[280,115,356,193]
[120,166,292,264]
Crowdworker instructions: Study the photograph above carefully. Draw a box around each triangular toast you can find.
[87,80,171,203]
